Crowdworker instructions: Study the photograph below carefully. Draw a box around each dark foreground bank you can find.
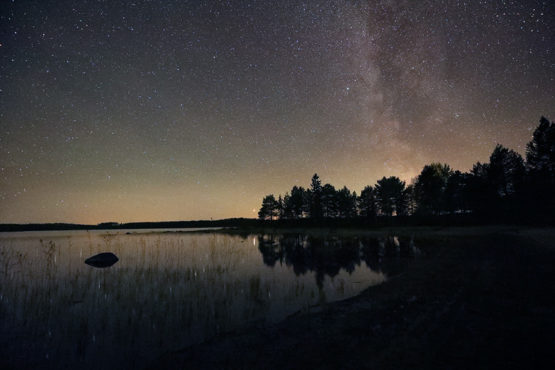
[152,228,555,370]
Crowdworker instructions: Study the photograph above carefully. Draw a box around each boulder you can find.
[84,252,119,268]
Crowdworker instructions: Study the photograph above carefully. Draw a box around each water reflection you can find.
[0,230,419,369]
[258,234,420,287]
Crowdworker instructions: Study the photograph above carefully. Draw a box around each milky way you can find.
[1,0,553,223]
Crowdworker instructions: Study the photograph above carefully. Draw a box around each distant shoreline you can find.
[2,213,554,232]
[0,218,259,232]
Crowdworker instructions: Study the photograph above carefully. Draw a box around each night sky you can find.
[1,0,553,224]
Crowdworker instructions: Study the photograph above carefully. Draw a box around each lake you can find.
[0,228,421,369]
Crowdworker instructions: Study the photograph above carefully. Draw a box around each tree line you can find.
[258,117,555,223]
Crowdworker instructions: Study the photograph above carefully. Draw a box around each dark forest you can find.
[258,117,555,225]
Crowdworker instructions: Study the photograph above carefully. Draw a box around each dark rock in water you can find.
[85,252,119,268]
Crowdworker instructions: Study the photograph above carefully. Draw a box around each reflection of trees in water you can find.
[258,234,420,287]
[360,236,421,277]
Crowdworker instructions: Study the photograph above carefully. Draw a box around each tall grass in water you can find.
[0,230,388,368]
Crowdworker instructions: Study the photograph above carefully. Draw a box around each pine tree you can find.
[309,173,323,218]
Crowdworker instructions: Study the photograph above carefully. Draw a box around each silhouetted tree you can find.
[414,163,452,215]
[277,195,285,219]
[375,176,406,216]
[358,185,377,219]
[258,194,279,220]
[444,170,469,214]
[466,162,495,215]
[337,186,357,218]
[285,186,306,219]
[397,184,413,216]
[282,192,293,219]
[525,116,555,217]
[488,144,525,198]
[309,173,323,218]
[302,187,311,217]
[321,183,338,218]
[526,116,555,177]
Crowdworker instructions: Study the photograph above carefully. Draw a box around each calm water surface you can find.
[0,229,420,369]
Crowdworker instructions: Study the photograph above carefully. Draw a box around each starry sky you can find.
[1,0,553,224]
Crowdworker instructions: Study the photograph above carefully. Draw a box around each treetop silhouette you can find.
[258,117,555,223]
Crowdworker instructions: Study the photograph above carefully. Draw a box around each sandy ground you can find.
[152,227,555,369]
